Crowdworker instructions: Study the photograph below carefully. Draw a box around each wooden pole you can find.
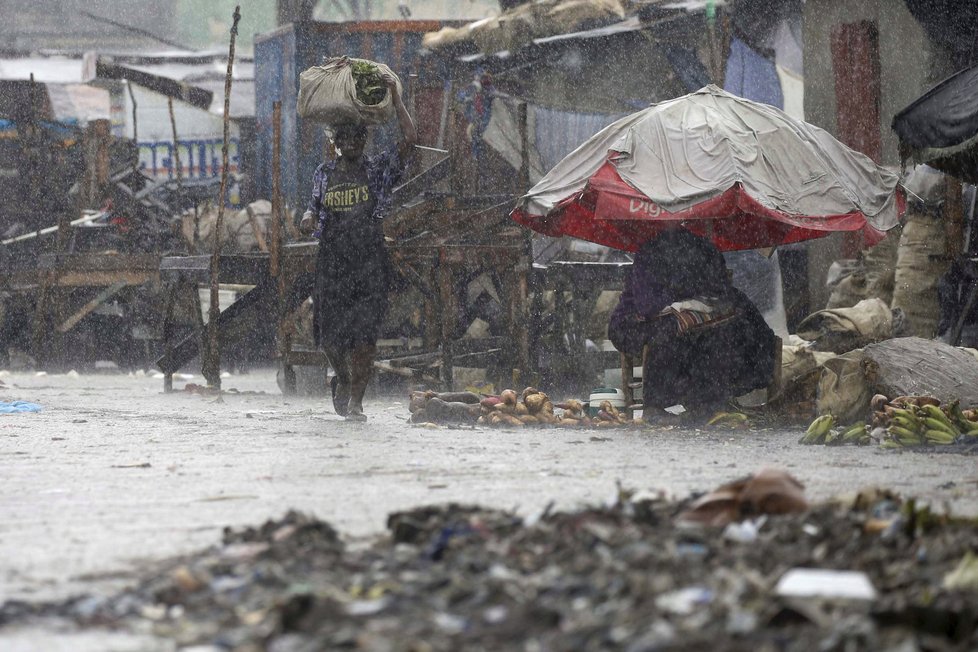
[517,102,530,191]
[270,101,282,278]
[438,249,455,390]
[167,97,184,192]
[945,176,966,261]
[127,82,138,142]
[272,100,296,394]
[29,71,53,366]
[169,96,199,253]
[515,103,533,384]
[706,1,721,84]
[203,5,241,389]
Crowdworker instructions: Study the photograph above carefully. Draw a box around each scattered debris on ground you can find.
[181,383,268,397]
[3,479,977,651]
[676,469,809,528]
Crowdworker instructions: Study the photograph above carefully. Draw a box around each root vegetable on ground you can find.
[524,393,546,414]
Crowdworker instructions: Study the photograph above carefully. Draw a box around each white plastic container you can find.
[587,387,626,416]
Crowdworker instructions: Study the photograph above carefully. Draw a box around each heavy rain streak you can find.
[1,0,978,650]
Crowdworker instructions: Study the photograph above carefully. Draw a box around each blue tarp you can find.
[0,401,42,414]
[723,37,784,109]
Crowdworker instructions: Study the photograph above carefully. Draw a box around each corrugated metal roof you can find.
[456,16,646,62]
[124,61,254,83]
[112,60,255,118]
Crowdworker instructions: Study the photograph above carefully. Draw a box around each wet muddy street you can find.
[1,370,977,649]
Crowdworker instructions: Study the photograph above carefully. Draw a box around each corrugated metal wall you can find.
[532,106,623,171]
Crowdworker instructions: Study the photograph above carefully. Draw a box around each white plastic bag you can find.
[297,56,402,126]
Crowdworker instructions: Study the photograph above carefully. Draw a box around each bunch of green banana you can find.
[706,412,749,428]
[886,406,926,446]
[800,415,835,445]
[947,400,978,438]
[839,423,871,445]
[918,404,959,445]
[883,404,964,446]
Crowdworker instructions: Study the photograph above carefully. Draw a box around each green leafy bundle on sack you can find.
[351,60,386,106]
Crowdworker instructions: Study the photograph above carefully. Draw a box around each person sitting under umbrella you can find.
[608,226,777,422]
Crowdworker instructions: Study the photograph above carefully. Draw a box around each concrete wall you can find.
[803,0,932,166]
[802,0,938,309]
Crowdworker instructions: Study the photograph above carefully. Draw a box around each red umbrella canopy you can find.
[512,86,903,252]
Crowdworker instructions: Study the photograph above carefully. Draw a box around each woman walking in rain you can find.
[299,71,417,421]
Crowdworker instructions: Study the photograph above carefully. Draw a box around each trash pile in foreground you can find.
[3,473,977,651]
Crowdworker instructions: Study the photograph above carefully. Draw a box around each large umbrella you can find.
[892,64,978,185]
[511,85,902,252]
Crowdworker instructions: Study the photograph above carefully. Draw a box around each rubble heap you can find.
[3,490,978,651]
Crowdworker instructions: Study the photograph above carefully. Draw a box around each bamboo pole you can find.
[29,71,55,365]
[127,82,138,142]
[271,101,282,278]
[168,95,197,252]
[203,5,241,389]
[272,100,297,394]
[167,97,184,191]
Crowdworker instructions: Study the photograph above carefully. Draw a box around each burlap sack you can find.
[892,211,948,338]
[782,345,836,385]
[826,267,868,309]
[816,337,978,420]
[422,25,471,50]
[183,200,272,253]
[796,297,893,353]
[297,57,401,126]
[423,0,625,52]
[825,226,902,310]
[544,0,625,32]
[862,224,902,306]
[816,350,872,424]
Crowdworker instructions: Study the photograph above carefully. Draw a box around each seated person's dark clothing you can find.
[608,229,776,413]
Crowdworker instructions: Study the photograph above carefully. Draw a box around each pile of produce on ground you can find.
[801,394,978,448]
[6,487,977,651]
[409,388,641,428]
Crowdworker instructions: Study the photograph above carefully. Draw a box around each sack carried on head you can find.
[297,56,402,126]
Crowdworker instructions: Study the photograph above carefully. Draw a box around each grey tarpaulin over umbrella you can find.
[892,64,978,184]
[512,85,902,253]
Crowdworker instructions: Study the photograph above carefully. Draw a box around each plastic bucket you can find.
[587,387,626,417]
